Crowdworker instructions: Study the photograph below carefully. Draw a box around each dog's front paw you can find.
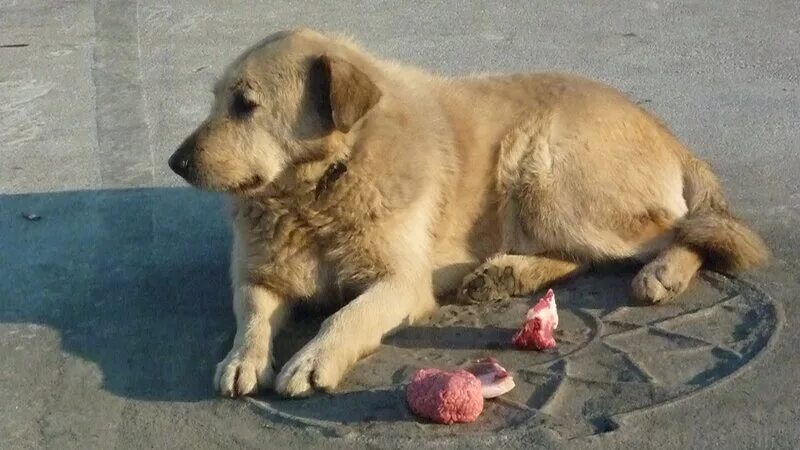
[214,349,274,397]
[275,338,348,398]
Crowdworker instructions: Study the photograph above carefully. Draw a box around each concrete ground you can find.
[1,1,798,448]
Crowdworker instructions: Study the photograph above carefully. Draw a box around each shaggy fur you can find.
[168,29,769,398]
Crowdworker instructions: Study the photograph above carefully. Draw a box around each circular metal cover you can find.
[249,271,780,441]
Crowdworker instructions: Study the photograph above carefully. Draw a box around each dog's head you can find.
[168,29,382,194]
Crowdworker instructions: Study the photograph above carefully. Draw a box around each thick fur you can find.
[675,157,769,272]
[168,29,769,398]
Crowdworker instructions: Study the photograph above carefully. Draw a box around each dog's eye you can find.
[231,92,257,118]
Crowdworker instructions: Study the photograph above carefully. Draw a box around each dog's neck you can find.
[313,160,348,199]
[256,136,353,203]
[231,134,391,229]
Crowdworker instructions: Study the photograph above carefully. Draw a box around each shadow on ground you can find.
[0,187,233,401]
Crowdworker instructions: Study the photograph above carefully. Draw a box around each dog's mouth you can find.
[230,174,264,194]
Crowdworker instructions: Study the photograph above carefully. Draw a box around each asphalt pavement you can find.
[1,1,798,448]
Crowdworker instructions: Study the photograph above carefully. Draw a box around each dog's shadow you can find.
[1,187,233,401]
[0,187,637,404]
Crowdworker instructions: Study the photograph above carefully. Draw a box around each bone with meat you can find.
[512,288,559,350]
[465,357,516,398]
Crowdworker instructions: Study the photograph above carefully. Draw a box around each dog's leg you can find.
[631,244,703,304]
[214,284,289,396]
[458,254,581,303]
[275,274,436,397]
[275,192,439,397]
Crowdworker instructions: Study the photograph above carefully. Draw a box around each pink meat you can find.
[405,358,516,424]
[512,288,559,350]
[406,368,484,424]
[465,357,516,399]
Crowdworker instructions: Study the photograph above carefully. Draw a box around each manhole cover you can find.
[247,271,780,440]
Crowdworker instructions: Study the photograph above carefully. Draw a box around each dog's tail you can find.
[674,157,769,271]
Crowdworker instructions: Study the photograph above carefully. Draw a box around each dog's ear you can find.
[313,54,381,133]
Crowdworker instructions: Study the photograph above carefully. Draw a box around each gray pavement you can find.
[1,1,798,448]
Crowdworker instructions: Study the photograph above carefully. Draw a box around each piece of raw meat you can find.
[512,288,559,350]
[406,368,484,424]
[405,358,516,424]
[465,357,516,399]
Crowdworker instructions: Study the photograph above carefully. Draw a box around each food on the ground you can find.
[512,288,559,350]
[405,358,516,424]
[406,368,484,424]
[465,357,516,398]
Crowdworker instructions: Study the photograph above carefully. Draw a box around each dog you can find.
[168,29,768,398]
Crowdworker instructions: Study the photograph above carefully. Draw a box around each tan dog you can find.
[168,29,768,398]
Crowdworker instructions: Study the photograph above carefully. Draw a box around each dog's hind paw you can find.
[458,264,517,304]
[631,262,687,305]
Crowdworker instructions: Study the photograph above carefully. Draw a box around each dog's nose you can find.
[169,133,197,180]
[168,151,190,176]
